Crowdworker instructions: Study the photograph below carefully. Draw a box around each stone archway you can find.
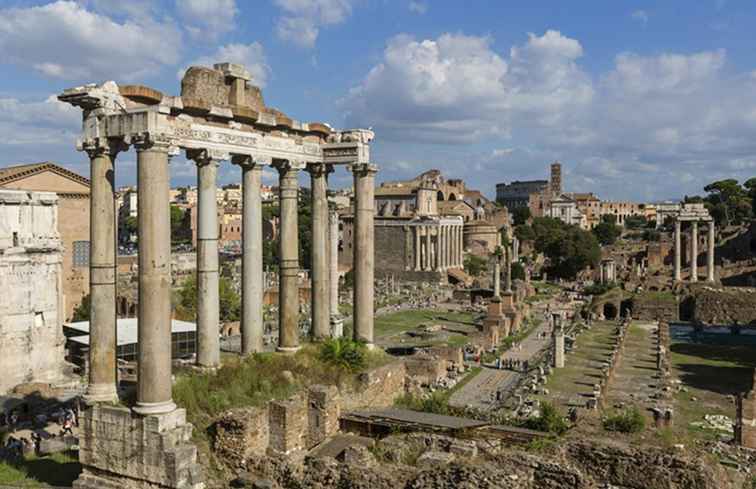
[449,193,457,201]
[437,190,445,201]
[604,302,618,320]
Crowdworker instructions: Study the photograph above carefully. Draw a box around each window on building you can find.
[73,241,90,268]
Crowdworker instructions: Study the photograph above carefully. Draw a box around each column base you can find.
[330,316,344,338]
[84,383,118,405]
[74,404,203,489]
[276,346,301,354]
[133,400,177,416]
[363,343,377,351]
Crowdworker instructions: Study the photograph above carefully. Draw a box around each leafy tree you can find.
[512,206,532,226]
[71,294,90,322]
[624,215,647,230]
[745,177,756,215]
[592,215,621,246]
[545,225,601,279]
[642,229,661,242]
[515,224,536,243]
[511,262,525,281]
[464,255,488,277]
[170,205,191,245]
[524,402,569,435]
[175,275,240,322]
[703,179,752,226]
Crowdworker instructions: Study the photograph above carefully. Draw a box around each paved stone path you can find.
[448,309,553,410]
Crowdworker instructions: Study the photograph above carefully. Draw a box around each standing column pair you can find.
[351,163,377,347]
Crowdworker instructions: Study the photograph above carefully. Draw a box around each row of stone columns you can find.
[84,135,377,413]
[673,219,715,283]
[412,223,463,272]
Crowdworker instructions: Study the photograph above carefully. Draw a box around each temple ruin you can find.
[58,62,376,488]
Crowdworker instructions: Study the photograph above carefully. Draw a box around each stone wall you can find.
[631,292,679,322]
[341,361,407,411]
[736,370,756,449]
[0,190,65,394]
[689,286,756,325]
[75,405,203,489]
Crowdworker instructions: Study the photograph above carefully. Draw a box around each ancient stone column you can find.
[308,163,332,341]
[690,220,698,283]
[83,138,123,403]
[493,256,501,297]
[505,245,513,294]
[133,136,176,415]
[707,222,715,282]
[674,220,682,282]
[233,156,264,354]
[351,163,377,347]
[189,149,223,368]
[275,160,301,352]
[414,226,421,271]
[329,209,342,336]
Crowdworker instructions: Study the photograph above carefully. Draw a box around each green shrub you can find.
[603,407,646,433]
[523,402,569,435]
[318,338,366,372]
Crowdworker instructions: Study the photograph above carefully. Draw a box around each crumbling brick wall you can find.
[268,396,307,456]
[341,362,407,411]
[690,287,756,325]
[212,407,269,467]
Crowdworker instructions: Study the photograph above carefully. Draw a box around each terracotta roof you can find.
[375,186,416,197]
[0,162,90,188]
[437,200,474,213]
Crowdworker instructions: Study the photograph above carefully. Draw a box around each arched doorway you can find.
[604,302,618,320]
[449,193,457,201]
[437,190,445,201]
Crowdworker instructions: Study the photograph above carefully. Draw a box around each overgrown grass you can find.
[173,344,393,483]
[522,402,569,435]
[603,406,646,433]
[394,367,483,416]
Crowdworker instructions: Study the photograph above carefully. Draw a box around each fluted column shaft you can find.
[134,138,176,415]
[308,163,332,341]
[276,161,300,352]
[234,157,264,354]
[690,221,699,282]
[707,223,715,282]
[505,246,513,293]
[351,163,377,347]
[190,150,221,367]
[84,139,121,403]
[674,220,681,282]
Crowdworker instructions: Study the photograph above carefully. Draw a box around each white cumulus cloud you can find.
[274,0,352,48]
[176,0,238,39]
[344,30,756,200]
[179,42,271,87]
[0,1,182,81]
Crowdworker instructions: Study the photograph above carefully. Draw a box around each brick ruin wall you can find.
[631,294,679,322]
[689,287,756,325]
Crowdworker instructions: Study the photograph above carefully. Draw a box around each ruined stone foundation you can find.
[74,405,204,489]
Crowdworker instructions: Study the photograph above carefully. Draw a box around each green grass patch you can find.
[603,406,646,433]
[395,367,483,416]
[0,451,80,487]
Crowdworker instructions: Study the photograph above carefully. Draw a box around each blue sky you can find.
[1,0,756,201]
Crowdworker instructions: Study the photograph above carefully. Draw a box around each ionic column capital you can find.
[81,137,128,160]
[349,163,378,177]
[306,162,334,178]
[273,159,306,173]
[187,148,230,166]
[232,154,270,171]
[132,133,179,155]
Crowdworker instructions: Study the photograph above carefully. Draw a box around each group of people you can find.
[1,404,79,460]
